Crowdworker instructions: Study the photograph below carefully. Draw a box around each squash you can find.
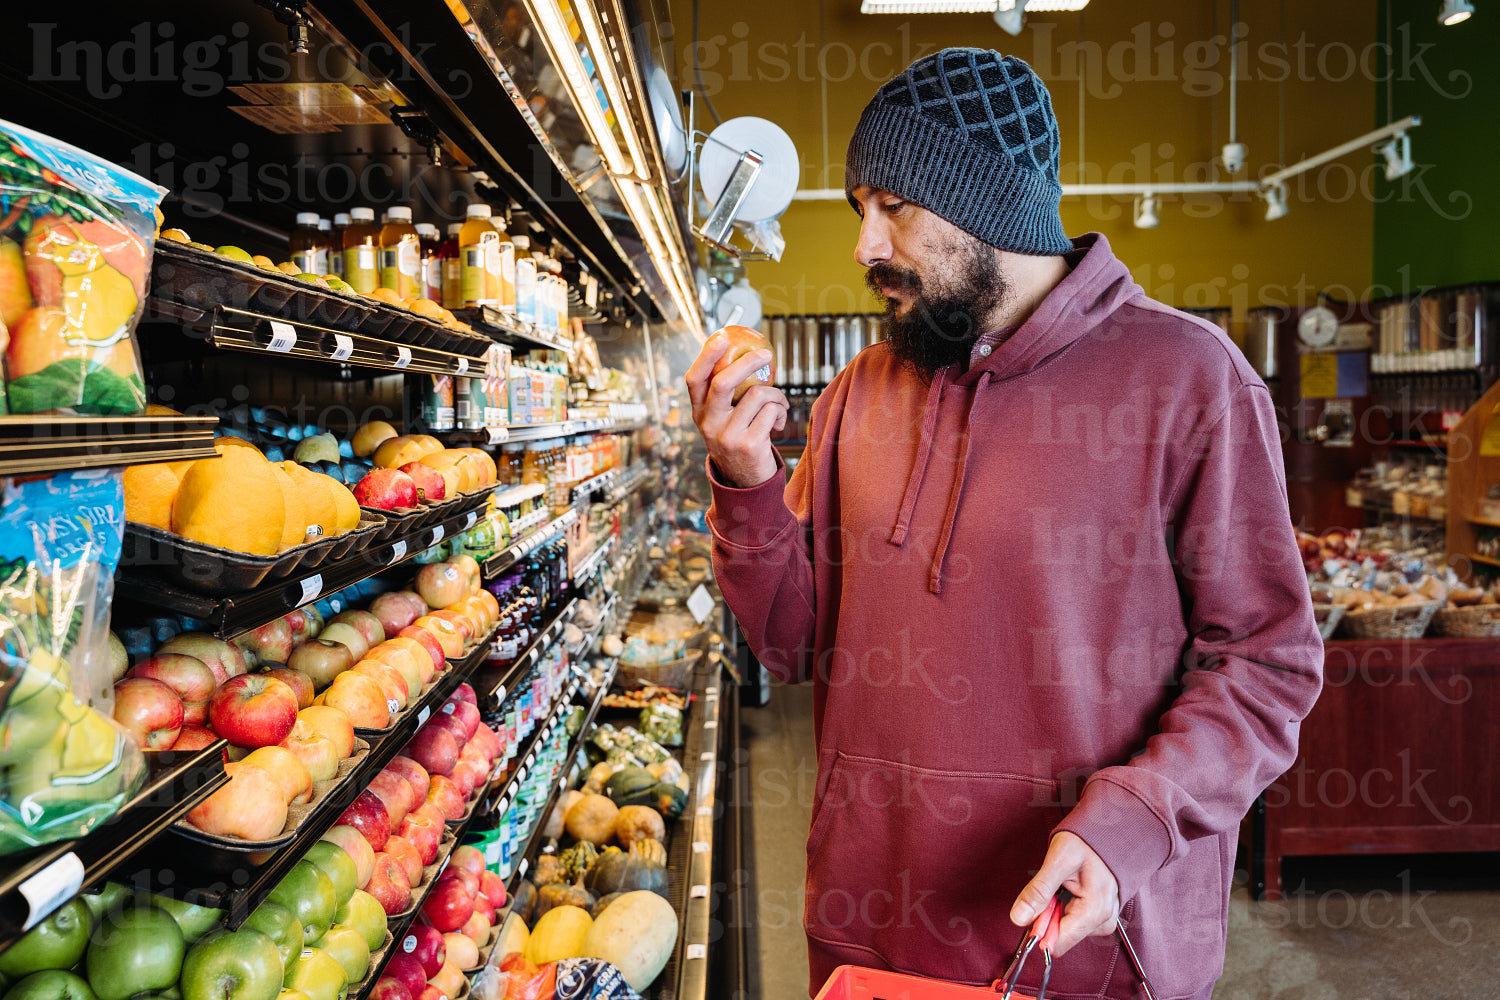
[613,805,666,848]
[536,881,596,920]
[584,845,667,897]
[544,789,584,839]
[565,793,619,845]
[579,890,678,992]
[651,781,688,820]
[559,841,600,882]
[526,905,594,964]
[584,762,617,795]
[589,891,626,919]
[605,767,658,808]
[533,853,566,887]
[497,910,530,962]
[511,879,539,924]
[632,838,668,869]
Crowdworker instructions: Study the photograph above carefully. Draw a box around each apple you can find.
[381,955,424,1000]
[128,655,216,726]
[284,609,318,645]
[421,713,468,750]
[449,555,481,595]
[449,683,476,707]
[107,631,130,682]
[417,986,445,1000]
[468,590,498,626]
[711,323,776,402]
[402,727,457,777]
[268,861,338,945]
[447,845,485,879]
[320,826,376,890]
[209,674,298,749]
[231,619,295,669]
[394,812,441,868]
[384,757,430,803]
[351,660,408,712]
[297,707,355,759]
[80,884,131,922]
[337,791,391,852]
[397,462,446,503]
[169,725,220,753]
[366,770,414,830]
[334,892,386,953]
[353,470,418,511]
[414,565,466,613]
[305,841,360,907]
[112,677,184,749]
[185,762,288,840]
[317,623,370,665]
[0,899,91,977]
[260,667,314,709]
[399,926,444,980]
[394,629,443,676]
[317,673,389,730]
[141,894,225,945]
[381,835,422,887]
[410,617,462,658]
[328,610,384,650]
[478,871,504,909]
[156,633,247,685]
[458,911,490,950]
[467,724,500,761]
[368,594,421,639]
[316,925,369,984]
[364,855,412,916]
[179,927,283,1000]
[2,970,97,1000]
[84,905,184,1000]
[279,720,339,782]
[426,611,473,646]
[362,646,422,701]
[242,900,303,973]
[419,882,472,934]
[282,948,347,1000]
[428,962,464,1000]
[290,639,355,691]
[241,746,313,805]
[440,700,480,742]
[437,867,478,900]
[367,980,411,1000]
[446,759,482,799]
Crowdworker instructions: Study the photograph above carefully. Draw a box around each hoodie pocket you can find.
[803,752,1125,994]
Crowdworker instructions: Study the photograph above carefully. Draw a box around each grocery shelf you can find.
[0,741,229,951]
[452,306,573,354]
[205,306,487,376]
[504,418,632,444]
[481,509,579,580]
[569,591,618,660]
[600,463,653,508]
[1466,518,1500,529]
[569,467,621,504]
[669,661,726,1000]
[472,597,580,707]
[570,537,614,586]
[0,415,220,477]
[1468,553,1500,568]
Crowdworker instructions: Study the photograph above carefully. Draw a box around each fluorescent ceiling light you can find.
[527,0,633,176]
[564,0,651,181]
[861,1,999,12]
[1439,0,1474,24]
[997,0,1089,9]
[1133,192,1159,229]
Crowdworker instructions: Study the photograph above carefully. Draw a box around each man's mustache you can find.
[866,263,921,294]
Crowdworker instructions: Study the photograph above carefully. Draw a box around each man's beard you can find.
[866,237,1007,380]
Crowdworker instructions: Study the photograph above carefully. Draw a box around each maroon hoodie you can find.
[707,234,1323,999]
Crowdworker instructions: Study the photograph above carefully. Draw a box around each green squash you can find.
[631,838,668,869]
[604,767,658,808]
[651,782,688,820]
[559,841,600,883]
[583,846,668,897]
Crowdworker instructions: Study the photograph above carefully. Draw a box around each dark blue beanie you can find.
[845,48,1071,256]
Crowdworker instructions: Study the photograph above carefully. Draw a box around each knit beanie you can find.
[845,48,1071,256]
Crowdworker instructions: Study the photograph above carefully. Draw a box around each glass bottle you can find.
[491,212,516,316]
[341,207,379,294]
[439,222,463,310]
[328,212,349,278]
[289,212,327,276]
[379,206,421,299]
[416,222,443,302]
[460,203,499,308]
[513,233,536,326]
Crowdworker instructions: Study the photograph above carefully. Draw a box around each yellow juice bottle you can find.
[460,203,499,308]
[378,206,421,299]
[342,207,379,294]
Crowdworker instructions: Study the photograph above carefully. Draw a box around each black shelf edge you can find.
[453,306,573,354]
[0,415,220,477]
[472,597,580,707]
[481,510,578,581]
[208,306,487,376]
[570,537,614,587]
[0,741,230,949]
[673,661,726,1000]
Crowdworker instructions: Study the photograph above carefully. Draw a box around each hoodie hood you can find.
[891,232,1144,592]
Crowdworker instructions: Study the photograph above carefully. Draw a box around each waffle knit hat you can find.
[845,48,1071,256]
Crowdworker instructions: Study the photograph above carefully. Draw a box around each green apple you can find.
[277,990,311,1000]
[331,892,384,953]
[180,928,283,1000]
[1,970,96,1000]
[301,845,356,909]
[293,435,341,467]
[242,901,303,975]
[215,246,254,262]
[141,894,224,943]
[282,950,346,1000]
[266,863,336,947]
[0,901,92,977]
[84,906,184,1000]
[79,885,130,922]
[312,927,367,985]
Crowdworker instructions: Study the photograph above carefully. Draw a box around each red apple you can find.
[448,758,484,799]
[185,760,287,840]
[329,609,386,650]
[396,627,445,674]
[172,724,221,752]
[429,609,475,644]
[366,852,413,915]
[440,699,481,741]
[411,616,463,658]
[420,880,473,933]
[129,653,216,725]
[396,590,430,614]
[423,712,469,749]
[467,894,495,929]
[289,638,354,691]
[284,608,319,644]
[383,834,423,886]
[382,954,426,999]
[298,705,355,759]
[364,644,423,700]
[156,632,248,684]
[415,563,467,613]
[209,673,299,748]
[438,866,478,900]
[368,769,415,829]
[403,924,446,978]
[321,824,376,889]
[404,726,459,777]
[478,870,505,908]
[260,666,315,709]
[385,755,431,802]
[113,677,185,749]
[398,461,447,503]
[369,978,413,1000]
[396,809,442,866]
[425,775,465,821]
[710,323,776,402]
[232,618,295,667]
[352,659,409,712]
[354,469,419,510]
[338,789,392,851]
[467,724,501,762]
[449,844,486,878]
[450,683,476,706]
[418,986,445,1000]
[370,592,422,636]
[278,719,339,781]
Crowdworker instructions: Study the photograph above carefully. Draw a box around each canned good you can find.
[418,373,456,431]
[455,376,486,431]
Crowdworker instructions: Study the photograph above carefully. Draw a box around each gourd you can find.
[579,891,679,992]
[543,789,584,839]
[533,854,566,886]
[584,762,616,795]
[565,793,619,845]
[651,782,688,820]
[535,881,597,920]
[613,805,666,848]
[511,879,539,924]
[559,841,600,882]
[589,892,626,919]
[632,838,667,868]
[497,910,530,962]
[604,766,658,808]
[584,843,667,897]
[526,905,594,964]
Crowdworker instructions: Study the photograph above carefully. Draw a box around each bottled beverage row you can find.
[486,538,573,664]
[764,313,887,388]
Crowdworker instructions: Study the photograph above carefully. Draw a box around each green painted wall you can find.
[1373,3,1500,292]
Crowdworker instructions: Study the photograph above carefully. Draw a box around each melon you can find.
[497,910,530,961]
[579,890,678,992]
[525,905,593,964]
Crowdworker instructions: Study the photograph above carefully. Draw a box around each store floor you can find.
[743,682,1500,999]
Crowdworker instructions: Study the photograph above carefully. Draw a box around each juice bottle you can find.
[317,218,334,274]
[440,222,463,310]
[328,213,349,277]
[501,443,524,485]
[417,222,443,302]
[460,203,499,307]
[513,232,536,326]
[379,206,421,299]
[289,213,327,275]
[532,248,554,336]
[342,207,379,294]
[491,213,516,315]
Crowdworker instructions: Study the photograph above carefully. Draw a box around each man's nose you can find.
[855,213,891,268]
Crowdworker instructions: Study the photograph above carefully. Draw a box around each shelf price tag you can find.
[689,885,709,899]
[417,706,431,725]
[297,574,323,606]
[686,944,707,961]
[388,540,407,563]
[431,525,445,544]
[330,334,354,362]
[394,346,412,369]
[268,321,297,353]
[19,853,85,930]
[456,357,469,375]
[465,511,478,528]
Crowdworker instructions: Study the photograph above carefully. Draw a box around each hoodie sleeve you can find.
[1054,382,1324,906]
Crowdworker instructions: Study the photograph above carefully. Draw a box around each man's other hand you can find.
[1009,831,1121,957]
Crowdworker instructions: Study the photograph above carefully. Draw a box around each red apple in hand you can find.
[208,673,299,748]
[385,755,431,802]
[420,880,474,933]
[338,789,391,851]
[399,461,447,503]
[113,677,185,749]
[710,324,776,402]
[129,654,216,725]
[382,954,425,999]
[366,852,412,915]
[404,726,459,776]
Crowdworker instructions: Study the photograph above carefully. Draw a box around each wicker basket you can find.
[1312,603,1346,641]
[1340,600,1439,639]
[1432,604,1500,638]
[616,649,701,692]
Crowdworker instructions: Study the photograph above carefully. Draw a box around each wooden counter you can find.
[1248,637,1500,899]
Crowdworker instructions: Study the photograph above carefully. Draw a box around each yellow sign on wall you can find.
[1300,353,1339,399]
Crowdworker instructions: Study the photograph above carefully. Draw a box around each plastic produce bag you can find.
[1,470,145,854]
[0,117,167,414]
[495,954,641,1000]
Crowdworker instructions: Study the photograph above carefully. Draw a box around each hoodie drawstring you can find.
[928,371,989,594]
[888,367,947,547]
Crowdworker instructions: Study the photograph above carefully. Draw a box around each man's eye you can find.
[882,200,905,215]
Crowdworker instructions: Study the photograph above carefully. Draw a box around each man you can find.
[687,48,1322,1000]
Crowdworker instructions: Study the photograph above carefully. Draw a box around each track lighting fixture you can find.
[1439,0,1474,25]
[1133,192,1159,229]
[1261,181,1289,221]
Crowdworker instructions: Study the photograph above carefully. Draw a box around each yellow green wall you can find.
[666,1,1379,339]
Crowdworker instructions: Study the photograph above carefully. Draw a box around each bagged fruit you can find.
[1,470,145,854]
[0,117,167,414]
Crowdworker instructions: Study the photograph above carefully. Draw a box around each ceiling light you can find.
[861,1,996,11]
[1261,180,1289,221]
[1133,192,1159,229]
[525,0,633,176]
[1376,131,1414,180]
[1439,0,1474,24]
[997,0,1089,9]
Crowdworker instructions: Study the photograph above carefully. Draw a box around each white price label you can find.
[389,540,407,563]
[438,856,450,875]
[495,684,506,702]
[456,357,469,375]
[692,841,710,853]
[298,574,323,606]
[704,719,717,730]
[19,853,85,930]
[417,707,431,725]
[690,884,709,899]
[499,795,511,813]
[486,427,508,445]
[465,511,478,528]
[686,584,714,624]
[518,858,529,878]
[328,596,342,613]
[387,698,401,716]
[402,935,418,954]
[701,751,715,762]
[431,525,445,543]
[697,805,713,817]
[394,345,412,368]
[331,334,354,361]
[686,944,707,961]
[268,321,297,353]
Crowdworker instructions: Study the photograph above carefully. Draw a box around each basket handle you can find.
[1392,605,1427,622]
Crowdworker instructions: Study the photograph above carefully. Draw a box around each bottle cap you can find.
[350,207,375,222]
[513,234,530,249]
[318,218,331,231]
[387,206,412,222]
[416,222,438,237]
[296,212,320,225]
[466,204,492,219]
[447,222,463,236]
[333,213,350,226]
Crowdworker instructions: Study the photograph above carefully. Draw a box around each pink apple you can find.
[370,592,422,636]
[354,469,419,510]
[321,824,376,889]
[208,673,299,748]
[447,758,483,799]
[129,653,217,726]
[398,461,447,503]
[403,726,458,777]
[329,609,386,650]
[396,626,445,673]
[420,880,473,933]
[113,677,184,749]
[382,954,425,999]
[338,789,392,851]
[385,755,431,803]
[384,834,424,886]
[369,978,412,1000]
[366,852,412,915]
[478,870,504,908]
[279,719,339,781]
[396,590,431,614]
[440,699,481,741]
[156,632,247,684]
[449,683,476,706]
[415,563,466,612]
[284,609,318,644]
[449,845,486,878]
[172,724,221,752]
[425,775,465,821]
[438,866,478,899]
[232,618,295,667]
[395,809,442,866]
[442,931,479,971]
[459,911,491,951]
[418,985,445,1000]
[368,769,415,829]
[261,666,315,709]
[318,622,371,664]
[185,760,287,840]
[423,712,468,750]
[288,638,354,690]
[404,924,446,978]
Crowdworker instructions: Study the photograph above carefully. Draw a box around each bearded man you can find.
[686,48,1323,1000]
